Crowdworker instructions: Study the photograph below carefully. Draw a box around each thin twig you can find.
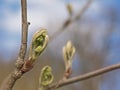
[50,0,92,41]
[48,63,120,89]
[74,0,92,21]
[15,0,29,69]
[19,0,28,59]
[0,0,29,90]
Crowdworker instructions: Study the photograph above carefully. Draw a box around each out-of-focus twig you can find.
[74,0,92,21]
[0,0,29,90]
[48,63,120,90]
[50,0,92,41]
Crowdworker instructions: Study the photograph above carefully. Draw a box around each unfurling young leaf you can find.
[39,66,54,87]
[28,28,49,62]
[63,41,75,72]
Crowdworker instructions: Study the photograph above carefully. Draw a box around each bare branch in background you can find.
[74,0,92,21]
[50,0,92,41]
[48,63,120,90]
[0,0,29,90]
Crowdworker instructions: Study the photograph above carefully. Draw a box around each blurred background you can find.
[0,0,120,90]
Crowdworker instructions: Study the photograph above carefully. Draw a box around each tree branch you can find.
[19,0,28,59]
[50,0,92,41]
[15,0,29,69]
[0,0,29,90]
[74,0,92,21]
[48,63,120,89]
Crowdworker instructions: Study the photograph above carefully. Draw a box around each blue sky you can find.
[0,0,120,59]
[0,0,90,60]
[0,0,120,60]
